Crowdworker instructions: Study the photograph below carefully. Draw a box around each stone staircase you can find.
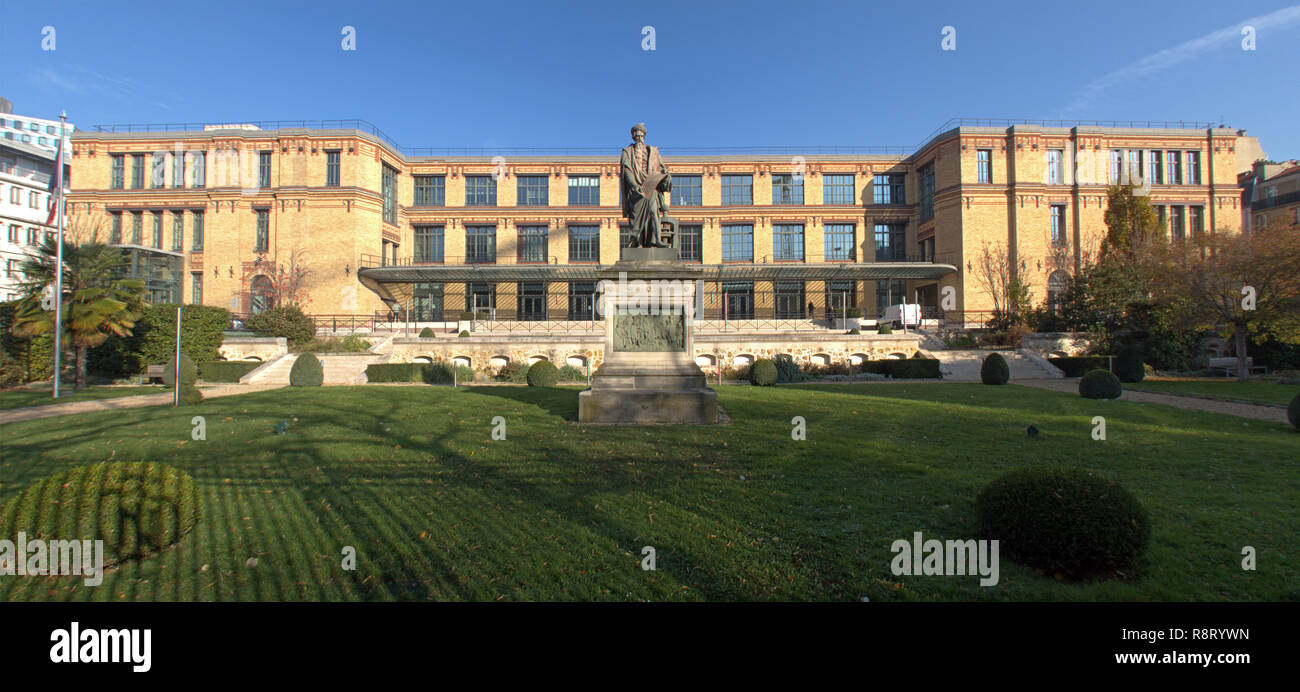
[318,352,388,385]
[240,353,299,385]
[927,348,1064,381]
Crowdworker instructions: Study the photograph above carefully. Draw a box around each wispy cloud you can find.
[27,66,142,98]
[1061,5,1300,115]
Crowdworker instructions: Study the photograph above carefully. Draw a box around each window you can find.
[1050,205,1066,246]
[326,151,340,186]
[29,191,38,208]
[872,174,905,205]
[771,174,804,205]
[721,224,753,262]
[1047,271,1070,313]
[1109,150,1122,183]
[772,224,804,261]
[191,151,206,188]
[567,175,599,205]
[517,282,546,321]
[1155,205,1166,230]
[720,175,752,205]
[619,223,635,249]
[413,225,444,263]
[917,165,935,221]
[823,174,855,204]
[722,281,754,320]
[568,282,596,321]
[6,225,16,243]
[1148,150,1163,184]
[673,175,702,206]
[568,225,599,262]
[465,175,497,206]
[824,223,855,261]
[191,212,203,251]
[517,225,549,263]
[172,211,183,252]
[381,164,398,224]
[467,282,496,315]
[413,175,445,206]
[677,224,702,262]
[1185,151,1201,185]
[191,273,203,305]
[774,281,805,319]
[1188,206,1203,237]
[517,175,549,206]
[874,223,906,261]
[1169,205,1185,241]
[151,213,163,248]
[874,279,904,316]
[110,212,122,244]
[1047,149,1063,184]
[466,225,496,263]
[258,152,272,188]
[255,209,269,251]
[131,154,145,189]
[26,227,37,245]
[1127,150,1143,183]
[1165,151,1181,185]
[172,152,186,188]
[827,280,857,317]
[977,150,992,184]
[111,155,125,189]
[131,212,142,245]
[5,259,16,278]
[412,283,443,322]
[8,187,16,204]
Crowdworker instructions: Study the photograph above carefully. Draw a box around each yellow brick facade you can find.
[66,123,1252,324]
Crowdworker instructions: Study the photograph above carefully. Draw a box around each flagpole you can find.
[52,111,67,399]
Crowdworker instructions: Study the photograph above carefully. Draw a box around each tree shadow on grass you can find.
[465,385,580,420]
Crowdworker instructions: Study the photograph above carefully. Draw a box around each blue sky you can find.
[3,0,1299,156]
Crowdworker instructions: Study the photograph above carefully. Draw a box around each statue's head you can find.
[631,123,646,144]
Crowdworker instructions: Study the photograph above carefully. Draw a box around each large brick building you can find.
[65,119,1259,328]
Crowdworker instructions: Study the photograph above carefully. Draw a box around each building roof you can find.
[0,137,57,162]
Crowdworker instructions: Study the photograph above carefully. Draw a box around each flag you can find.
[45,133,63,227]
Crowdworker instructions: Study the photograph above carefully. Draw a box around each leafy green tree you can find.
[10,237,147,389]
[1102,184,1164,260]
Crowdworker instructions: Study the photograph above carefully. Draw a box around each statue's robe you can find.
[620,143,672,247]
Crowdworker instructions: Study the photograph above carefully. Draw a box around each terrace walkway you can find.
[0,384,285,425]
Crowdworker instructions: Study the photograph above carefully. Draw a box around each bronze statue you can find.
[620,123,677,248]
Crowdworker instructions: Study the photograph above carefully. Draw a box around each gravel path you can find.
[0,384,285,425]
[1016,379,1289,423]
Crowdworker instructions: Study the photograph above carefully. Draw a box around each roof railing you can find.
[90,117,1225,159]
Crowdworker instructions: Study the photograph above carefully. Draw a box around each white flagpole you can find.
[52,112,67,398]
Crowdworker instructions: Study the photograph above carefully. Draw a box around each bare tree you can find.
[1153,226,1300,380]
[267,247,314,309]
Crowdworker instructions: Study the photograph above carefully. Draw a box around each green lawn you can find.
[0,385,167,411]
[1127,379,1300,407]
[1,383,1296,602]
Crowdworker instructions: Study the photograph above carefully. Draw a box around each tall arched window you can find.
[1047,271,1071,313]
[250,275,275,315]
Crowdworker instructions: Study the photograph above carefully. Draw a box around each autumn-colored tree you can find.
[1152,226,1300,380]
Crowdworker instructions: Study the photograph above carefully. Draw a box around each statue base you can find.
[577,248,718,425]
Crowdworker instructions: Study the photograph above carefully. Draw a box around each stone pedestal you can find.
[578,248,718,424]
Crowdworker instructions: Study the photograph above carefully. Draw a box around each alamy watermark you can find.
[891,531,999,586]
[0,532,105,586]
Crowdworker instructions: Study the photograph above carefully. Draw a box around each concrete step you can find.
[241,353,299,385]
[928,349,1063,381]
[317,353,386,385]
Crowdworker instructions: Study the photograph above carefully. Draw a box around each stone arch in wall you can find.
[528,355,548,365]
[413,356,433,364]
[732,354,754,367]
[850,353,867,365]
[566,355,587,368]
[811,353,831,366]
[490,355,510,369]
[695,354,717,369]
[452,356,471,369]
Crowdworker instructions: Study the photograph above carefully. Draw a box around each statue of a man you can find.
[620,123,673,248]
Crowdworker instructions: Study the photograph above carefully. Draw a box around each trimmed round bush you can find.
[458,330,470,338]
[526,360,559,387]
[418,327,435,338]
[162,353,197,388]
[1289,393,1300,430]
[178,385,203,406]
[1079,369,1122,399]
[750,358,778,386]
[290,352,324,386]
[877,324,892,335]
[976,467,1150,580]
[0,462,202,565]
[980,352,1010,385]
[245,305,316,348]
[1114,345,1146,383]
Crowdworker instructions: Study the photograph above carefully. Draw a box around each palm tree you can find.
[11,236,147,389]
